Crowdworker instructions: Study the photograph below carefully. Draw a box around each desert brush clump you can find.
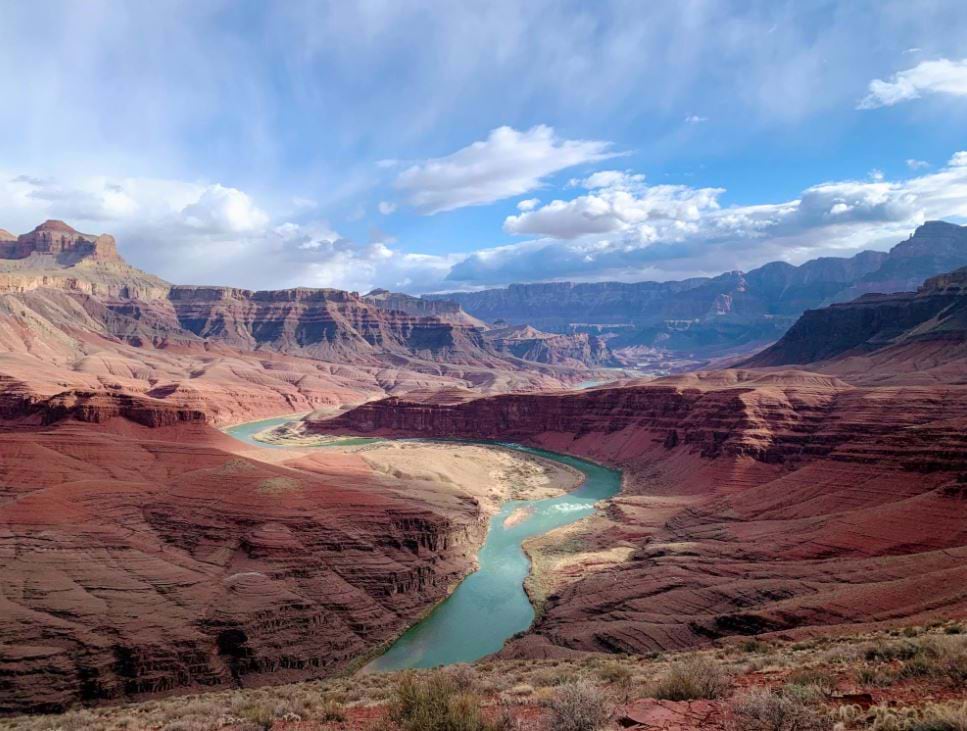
[388,669,502,731]
[866,701,967,731]
[545,679,612,731]
[728,686,833,731]
[650,655,733,700]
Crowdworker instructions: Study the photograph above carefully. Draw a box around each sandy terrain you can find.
[255,428,586,516]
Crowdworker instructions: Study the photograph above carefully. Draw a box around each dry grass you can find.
[3,623,965,731]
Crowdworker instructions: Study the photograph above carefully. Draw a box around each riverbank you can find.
[233,416,586,516]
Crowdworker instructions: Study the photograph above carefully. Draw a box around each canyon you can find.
[1,219,966,718]
[315,265,967,658]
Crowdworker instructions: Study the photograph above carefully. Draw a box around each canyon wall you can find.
[315,370,967,656]
[0,416,489,714]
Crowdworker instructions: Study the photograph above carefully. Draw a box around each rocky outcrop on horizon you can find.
[745,265,967,380]
[0,220,170,300]
[363,288,487,328]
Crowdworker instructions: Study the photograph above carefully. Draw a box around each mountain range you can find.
[426,220,967,371]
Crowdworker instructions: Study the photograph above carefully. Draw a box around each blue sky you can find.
[1,0,966,292]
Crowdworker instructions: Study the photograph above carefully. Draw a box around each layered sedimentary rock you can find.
[363,288,486,328]
[315,367,967,656]
[483,324,619,368]
[0,221,170,300]
[0,416,488,714]
[166,285,500,365]
[0,219,121,262]
[746,266,967,383]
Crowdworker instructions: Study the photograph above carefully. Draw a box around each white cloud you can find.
[447,151,967,285]
[684,114,708,123]
[504,173,722,239]
[378,200,397,215]
[0,172,457,293]
[516,198,540,211]
[858,58,967,109]
[4,150,967,294]
[906,159,930,170]
[291,196,318,210]
[180,184,269,233]
[394,125,619,214]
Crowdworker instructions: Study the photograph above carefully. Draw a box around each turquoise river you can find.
[224,416,621,672]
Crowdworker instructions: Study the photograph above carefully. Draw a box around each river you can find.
[223,415,621,671]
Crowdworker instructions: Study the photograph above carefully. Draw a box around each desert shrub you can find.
[857,664,898,687]
[742,639,770,654]
[235,699,277,730]
[651,656,732,700]
[865,640,923,663]
[389,671,495,731]
[316,698,346,723]
[51,710,100,731]
[545,680,612,731]
[728,687,833,731]
[446,664,479,692]
[785,667,835,695]
[595,660,632,684]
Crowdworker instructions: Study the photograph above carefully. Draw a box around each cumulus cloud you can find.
[504,172,723,239]
[447,151,967,286]
[858,58,967,109]
[516,198,540,211]
[906,159,930,170]
[394,125,619,214]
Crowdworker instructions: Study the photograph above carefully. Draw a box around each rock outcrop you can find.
[483,323,619,368]
[745,266,967,384]
[0,220,121,262]
[363,288,486,328]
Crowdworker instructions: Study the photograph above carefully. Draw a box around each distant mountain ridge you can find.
[425,221,967,369]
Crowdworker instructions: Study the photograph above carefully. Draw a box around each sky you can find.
[1,0,967,294]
